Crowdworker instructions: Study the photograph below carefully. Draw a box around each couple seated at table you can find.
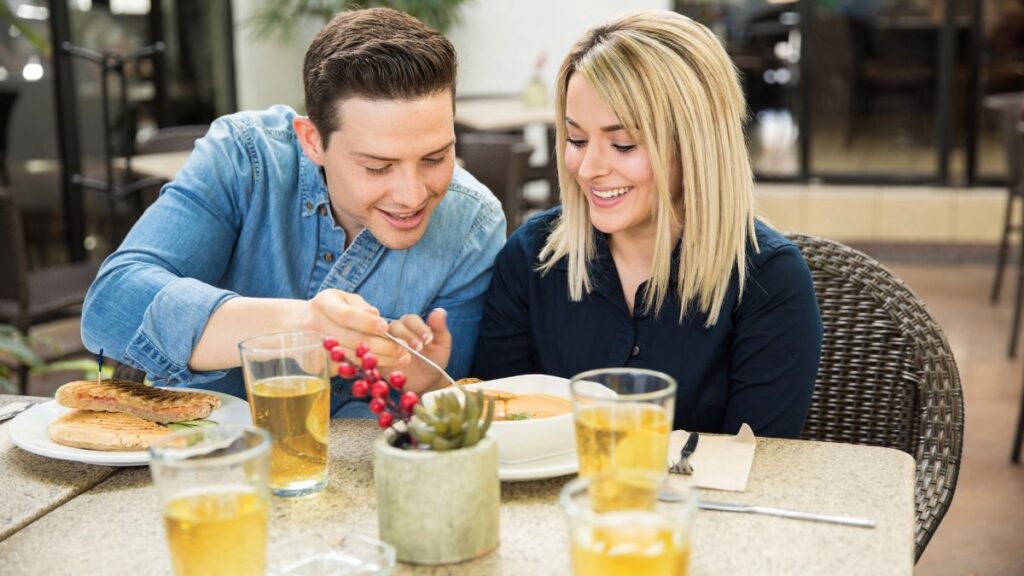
[81,8,822,436]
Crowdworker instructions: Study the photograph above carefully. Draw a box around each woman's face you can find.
[563,74,657,240]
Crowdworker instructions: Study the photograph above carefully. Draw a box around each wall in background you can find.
[231,0,670,111]
[448,0,670,96]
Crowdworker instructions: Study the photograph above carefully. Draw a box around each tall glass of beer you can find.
[570,368,676,478]
[149,425,272,576]
[239,330,330,497]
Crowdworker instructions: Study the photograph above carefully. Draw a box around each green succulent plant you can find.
[408,389,494,451]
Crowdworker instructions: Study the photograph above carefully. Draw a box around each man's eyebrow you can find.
[565,116,625,133]
[351,139,456,162]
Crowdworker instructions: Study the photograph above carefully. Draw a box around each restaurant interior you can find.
[0,0,1022,574]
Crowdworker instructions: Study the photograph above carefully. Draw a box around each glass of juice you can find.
[149,425,272,576]
[239,330,331,497]
[560,471,696,576]
[570,368,676,477]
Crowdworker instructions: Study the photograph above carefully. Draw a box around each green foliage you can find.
[408,389,494,451]
[0,325,42,393]
[0,4,50,54]
[248,0,474,41]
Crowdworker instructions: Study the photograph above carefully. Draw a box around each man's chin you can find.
[368,223,428,250]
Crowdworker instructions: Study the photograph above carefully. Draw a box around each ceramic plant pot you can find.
[373,431,500,565]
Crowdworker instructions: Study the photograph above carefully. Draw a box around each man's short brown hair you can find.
[302,7,457,147]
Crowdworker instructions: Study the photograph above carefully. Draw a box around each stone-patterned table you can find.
[0,395,119,541]
[0,416,915,575]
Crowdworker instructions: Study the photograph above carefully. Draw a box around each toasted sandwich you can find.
[49,410,173,451]
[55,380,221,423]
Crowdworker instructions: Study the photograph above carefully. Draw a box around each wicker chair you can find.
[787,233,964,562]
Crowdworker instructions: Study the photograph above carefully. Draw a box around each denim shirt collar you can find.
[299,152,330,218]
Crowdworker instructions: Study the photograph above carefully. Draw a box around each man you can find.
[81,8,505,416]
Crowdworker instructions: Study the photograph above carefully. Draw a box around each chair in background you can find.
[127,124,209,213]
[0,189,101,394]
[458,133,535,234]
[985,93,1024,358]
[787,233,963,561]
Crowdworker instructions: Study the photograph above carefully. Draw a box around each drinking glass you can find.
[269,532,396,575]
[149,425,272,576]
[239,330,331,497]
[570,368,676,477]
[560,471,696,576]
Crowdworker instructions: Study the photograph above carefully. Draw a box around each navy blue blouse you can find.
[471,208,823,439]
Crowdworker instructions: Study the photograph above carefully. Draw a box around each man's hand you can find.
[386,308,451,393]
[299,289,411,369]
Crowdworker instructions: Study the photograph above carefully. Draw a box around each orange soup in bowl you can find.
[484,391,572,421]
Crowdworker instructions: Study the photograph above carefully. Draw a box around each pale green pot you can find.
[373,431,500,565]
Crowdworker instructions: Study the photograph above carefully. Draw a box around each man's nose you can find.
[391,166,430,206]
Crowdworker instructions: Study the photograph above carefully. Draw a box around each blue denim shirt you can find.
[82,106,506,415]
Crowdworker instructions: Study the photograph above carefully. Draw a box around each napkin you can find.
[666,424,756,492]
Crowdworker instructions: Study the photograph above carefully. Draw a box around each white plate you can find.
[499,453,578,482]
[7,389,251,467]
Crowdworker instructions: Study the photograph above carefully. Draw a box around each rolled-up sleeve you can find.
[81,117,253,385]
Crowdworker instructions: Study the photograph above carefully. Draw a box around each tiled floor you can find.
[11,263,1024,574]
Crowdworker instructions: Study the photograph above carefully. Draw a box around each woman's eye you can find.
[366,165,391,175]
[566,138,587,148]
[612,143,636,153]
[422,157,445,165]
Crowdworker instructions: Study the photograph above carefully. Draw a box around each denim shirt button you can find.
[631,345,641,357]
[324,252,334,262]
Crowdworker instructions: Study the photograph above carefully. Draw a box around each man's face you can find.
[300,91,456,250]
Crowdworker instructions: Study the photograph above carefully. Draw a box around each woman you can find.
[471,10,822,438]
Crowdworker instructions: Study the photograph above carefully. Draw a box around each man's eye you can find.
[566,138,587,148]
[366,165,391,175]
[423,157,445,165]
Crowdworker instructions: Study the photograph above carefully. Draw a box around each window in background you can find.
[676,0,803,177]
[808,0,954,179]
[973,0,1024,183]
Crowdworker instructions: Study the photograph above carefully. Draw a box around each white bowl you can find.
[422,374,576,466]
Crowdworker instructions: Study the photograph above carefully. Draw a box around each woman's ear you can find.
[293,116,325,165]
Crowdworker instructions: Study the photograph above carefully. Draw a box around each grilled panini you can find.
[49,410,173,451]
[55,380,221,423]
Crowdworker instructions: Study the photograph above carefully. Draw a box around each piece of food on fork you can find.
[55,380,221,423]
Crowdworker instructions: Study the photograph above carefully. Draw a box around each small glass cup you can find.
[269,532,397,576]
[149,425,272,576]
[570,368,677,478]
[240,330,331,497]
[560,471,696,576]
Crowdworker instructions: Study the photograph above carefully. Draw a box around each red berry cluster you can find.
[322,337,419,432]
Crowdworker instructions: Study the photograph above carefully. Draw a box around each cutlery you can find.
[658,495,876,528]
[0,401,38,424]
[668,431,700,475]
[383,333,457,388]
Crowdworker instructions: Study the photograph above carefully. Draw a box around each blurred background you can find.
[0,1,1021,573]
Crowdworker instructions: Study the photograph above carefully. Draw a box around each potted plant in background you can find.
[249,0,475,40]
[326,339,499,565]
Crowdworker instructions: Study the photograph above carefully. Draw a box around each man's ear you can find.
[293,116,325,165]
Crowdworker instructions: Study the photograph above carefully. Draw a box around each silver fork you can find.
[668,431,700,475]
[383,333,457,388]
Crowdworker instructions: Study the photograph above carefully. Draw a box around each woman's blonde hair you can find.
[537,10,757,326]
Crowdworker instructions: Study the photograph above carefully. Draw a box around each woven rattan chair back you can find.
[786,233,963,561]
